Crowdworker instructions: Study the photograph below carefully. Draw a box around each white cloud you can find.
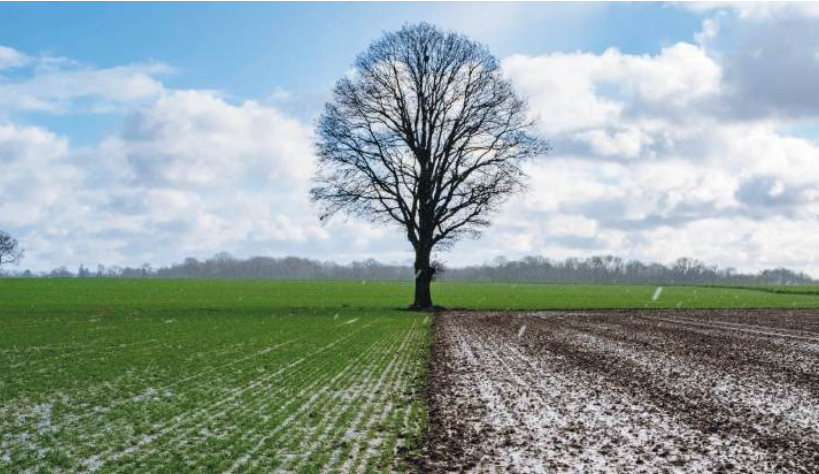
[503,51,622,134]
[503,42,720,135]
[83,91,334,265]
[105,90,314,188]
[0,123,76,227]
[687,3,819,119]
[471,13,819,274]
[0,46,168,113]
[685,2,819,19]
[4,14,819,276]
[576,127,650,158]
[621,43,721,104]
[0,45,28,70]
[0,86,407,271]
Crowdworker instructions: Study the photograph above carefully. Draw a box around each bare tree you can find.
[0,230,23,267]
[311,23,547,309]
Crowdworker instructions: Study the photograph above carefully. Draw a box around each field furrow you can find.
[423,310,819,473]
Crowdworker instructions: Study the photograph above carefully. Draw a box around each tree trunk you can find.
[411,245,434,310]
[413,155,435,310]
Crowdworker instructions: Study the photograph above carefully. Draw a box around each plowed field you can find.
[423,310,819,473]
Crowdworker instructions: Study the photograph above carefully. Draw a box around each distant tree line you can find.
[1,252,814,286]
[444,255,815,286]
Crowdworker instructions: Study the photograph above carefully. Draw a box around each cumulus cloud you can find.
[0,45,29,70]
[108,90,314,188]
[710,14,819,119]
[88,90,327,258]
[467,9,819,274]
[0,123,75,227]
[0,122,91,268]
[0,84,406,270]
[685,2,819,19]
[3,10,819,275]
[0,46,168,113]
[504,42,721,135]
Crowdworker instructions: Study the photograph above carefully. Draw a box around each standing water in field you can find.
[652,287,664,301]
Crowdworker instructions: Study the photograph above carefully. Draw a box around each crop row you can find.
[0,313,427,473]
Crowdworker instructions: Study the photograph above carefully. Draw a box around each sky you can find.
[2,2,819,274]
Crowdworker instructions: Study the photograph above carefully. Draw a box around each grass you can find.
[704,283,819,296]
[0,279,429,473]
[2,277,819,473]
[434,281,819,310]
[3,279,819,317]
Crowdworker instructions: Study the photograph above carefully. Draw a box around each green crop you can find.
[2,278,818,472]
[0,279,428,473]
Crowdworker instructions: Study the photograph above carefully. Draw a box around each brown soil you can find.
[418,310,819,473]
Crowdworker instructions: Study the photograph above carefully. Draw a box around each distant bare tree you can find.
[311,23,547,309]
[0,230,23,266]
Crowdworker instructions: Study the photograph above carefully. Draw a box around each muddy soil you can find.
[420,310,819,473]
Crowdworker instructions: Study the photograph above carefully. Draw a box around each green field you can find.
[0,279,431,474]
[2,278,819,473]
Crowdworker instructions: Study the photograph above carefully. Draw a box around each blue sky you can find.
[2,2,819,274]
[0,2,701,142]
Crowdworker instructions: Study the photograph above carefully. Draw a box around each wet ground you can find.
[420,310,819,473]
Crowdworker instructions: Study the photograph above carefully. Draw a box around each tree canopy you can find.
[0,230,22,267]
[311,23,547,308]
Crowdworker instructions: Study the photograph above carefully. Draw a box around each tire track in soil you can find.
[422,310,819,473]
